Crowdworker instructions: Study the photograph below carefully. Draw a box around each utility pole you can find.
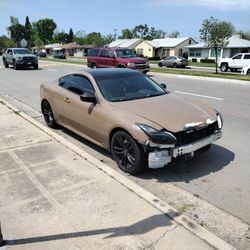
[114,29,118,41]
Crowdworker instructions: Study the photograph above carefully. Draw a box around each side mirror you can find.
[160,83,167,89]
[80,91,96,103]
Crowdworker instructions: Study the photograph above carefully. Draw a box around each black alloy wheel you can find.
[41,100,58,128]
[111,131,147,174]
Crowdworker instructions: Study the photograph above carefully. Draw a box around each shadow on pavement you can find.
[137,144,235,183]
[4,214,174,246]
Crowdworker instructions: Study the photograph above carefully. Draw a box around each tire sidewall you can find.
[111,131,146,174]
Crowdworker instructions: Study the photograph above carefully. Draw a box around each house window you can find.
[210,48,221,57]
[189,39,192,45]
[137,48,143,55]
[190,49,201,57]
[179,49,183,56]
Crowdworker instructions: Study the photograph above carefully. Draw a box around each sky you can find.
[0,0,249,41]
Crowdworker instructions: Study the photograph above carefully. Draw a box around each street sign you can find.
[20,38,27,48]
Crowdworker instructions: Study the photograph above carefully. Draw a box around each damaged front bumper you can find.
[147,131,222,169]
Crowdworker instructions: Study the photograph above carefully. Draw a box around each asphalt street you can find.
[0,58,250,248]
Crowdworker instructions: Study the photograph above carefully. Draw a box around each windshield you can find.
[95,74,167,102]
[14,49,31,55]
[116,49,136,58]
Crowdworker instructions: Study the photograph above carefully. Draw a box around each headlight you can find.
[127,62,135,67]
[16,56,22,60]
[216,112,223,129]
[136,123,177,145]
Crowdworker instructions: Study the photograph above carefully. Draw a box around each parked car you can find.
[2,48,38,70]
[218,53,250,72]
[87,47,150,74]
[53,48,66,59]
[36,50,47,57]
[40,68,223,174]
[241,64,250,75]
[158,56,188,68]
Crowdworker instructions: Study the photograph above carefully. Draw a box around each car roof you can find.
[84,68,141,78]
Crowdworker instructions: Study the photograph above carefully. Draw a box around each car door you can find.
[165,56,173,67]
[105,50,116,67]
[99,49,108,67]
[242,54,250,67]
[230,54,242,69]
[58,74,105,143]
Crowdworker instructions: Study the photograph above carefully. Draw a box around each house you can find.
[135,37,197,59]
[187,35,250,62]
[108,39,143,50]
[44,43,62,55]
[61,42,95,57]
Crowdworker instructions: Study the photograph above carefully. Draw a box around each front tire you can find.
[41,100,58,128]
[13,60,19,70]
[247,69,250,75]
[34,64,38,70]
[111,131,147,174]
[158,62,163,67]
[220,63,228,72]
[91,62,97,69]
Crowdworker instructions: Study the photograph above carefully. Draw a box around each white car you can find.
[241,64,250,75]
[218,53,250,72]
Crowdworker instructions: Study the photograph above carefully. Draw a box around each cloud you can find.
[148,0,250,10]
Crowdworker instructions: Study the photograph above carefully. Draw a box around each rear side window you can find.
[88,48,100,57]
[59,75,94,95]
[100,50,107,57]
[232,54,242,59]
[243,54,250,59]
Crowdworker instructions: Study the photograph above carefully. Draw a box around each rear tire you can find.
[158,62,163,67]
[3,58,9,68]
[41,100,58,128]
[220,63,228,72]
[247,69,250,75]
[91,62,97,69]
[111,131,147,174]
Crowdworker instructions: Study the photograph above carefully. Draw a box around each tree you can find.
[35,18,57,44]
[168,31,180,38]
[132,24,149,38]
[236,31,250,41]
[24,16,32,47]
[53,31,69,44]
[119,29,133,39]
[7,16,25,46]
[68,28,74,43]
[0,35,16,51]
[199,17,234,74]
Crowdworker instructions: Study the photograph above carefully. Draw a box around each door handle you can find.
[64,97,70,103]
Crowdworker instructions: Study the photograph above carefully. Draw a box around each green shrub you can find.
[200,58,215,63]
[191,58,197,62]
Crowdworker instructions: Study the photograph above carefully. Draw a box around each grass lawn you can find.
[39,58,250,81]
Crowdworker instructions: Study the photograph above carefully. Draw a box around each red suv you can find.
[87,48,150,74]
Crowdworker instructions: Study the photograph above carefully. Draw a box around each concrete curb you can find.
[0,97,236,250]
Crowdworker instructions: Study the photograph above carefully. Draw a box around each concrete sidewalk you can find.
[0,102,233,250]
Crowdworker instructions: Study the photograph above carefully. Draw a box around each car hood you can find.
[118,57,148,63]
[110,93,217,133]
[18,54,37,58]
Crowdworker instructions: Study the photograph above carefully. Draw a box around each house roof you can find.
[149,37,195,48]
[61,43,95,49]
[109,39,143,49]
[44,43,61,49]
[186,35,250,49]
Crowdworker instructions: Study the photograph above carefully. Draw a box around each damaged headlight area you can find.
[136,123,177,169]
[136,123,177,146]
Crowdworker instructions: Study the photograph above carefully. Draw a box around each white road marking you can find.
[45,68,58,72]
[174,91,224,101]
